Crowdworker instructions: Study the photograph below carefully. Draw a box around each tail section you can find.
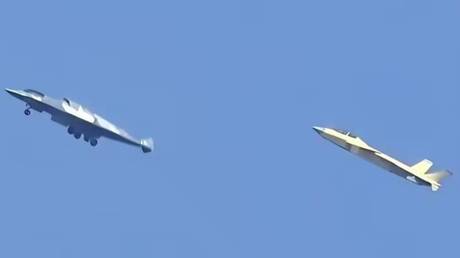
[426,170,453,191]
[426,170,452,183]
[140,138,154,153]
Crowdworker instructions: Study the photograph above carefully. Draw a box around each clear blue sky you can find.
[1,0,459,257]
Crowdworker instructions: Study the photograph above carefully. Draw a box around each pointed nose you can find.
[312,126,324,134]
[5,88,19,96]
[5,88,25,99]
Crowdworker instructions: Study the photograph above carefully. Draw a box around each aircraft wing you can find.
[92,115,140,146]
[358,148,415,177]
[50,110,104,139]
[48,103,133,142]
[47,102,152,152]
[94,115,154,152]
[55,111,139,144]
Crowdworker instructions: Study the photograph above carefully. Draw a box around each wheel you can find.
[74,133,81,139]
[84,135,90,142]
[24,109,31,116]
[90,139,98,146]
[67,127,74,135]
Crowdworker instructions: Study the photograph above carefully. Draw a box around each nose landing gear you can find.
[24,104,31,116]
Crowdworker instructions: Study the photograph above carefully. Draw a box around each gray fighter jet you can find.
[5,88,153,153]
[313,126,451,191]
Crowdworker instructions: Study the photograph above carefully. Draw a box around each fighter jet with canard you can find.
[5,88,154,153]
[313,126,452,191]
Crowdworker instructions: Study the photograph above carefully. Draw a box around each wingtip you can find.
[141,138,154,153]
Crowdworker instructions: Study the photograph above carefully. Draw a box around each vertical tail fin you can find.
[411,159,433,175]
[140,138,154,153]
[426,170,452,191]
[427,170,452,183]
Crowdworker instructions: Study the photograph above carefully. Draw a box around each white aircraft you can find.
[313,126,452,191]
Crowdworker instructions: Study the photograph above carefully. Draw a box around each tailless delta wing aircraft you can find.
[313,126,451,191]
[5,88,153,153]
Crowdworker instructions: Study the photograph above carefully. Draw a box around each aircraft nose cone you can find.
[5,88,25,99]
[312,126,324,134]
[5,88,18,96]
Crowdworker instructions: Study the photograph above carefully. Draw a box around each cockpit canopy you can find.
[334,128,357,138]
[24,89,45,97]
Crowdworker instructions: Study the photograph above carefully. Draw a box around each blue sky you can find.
[1,0,459,257]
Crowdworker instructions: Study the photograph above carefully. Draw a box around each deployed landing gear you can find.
[66,127,98,147]
[24,104,31,116]
[90,139,98,147]
[68,127,82,139]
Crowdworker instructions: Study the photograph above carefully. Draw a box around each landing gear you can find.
[68,127,82,139]
[90,139,98,146]
[66,127,98,147]
[24,104,31,116]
